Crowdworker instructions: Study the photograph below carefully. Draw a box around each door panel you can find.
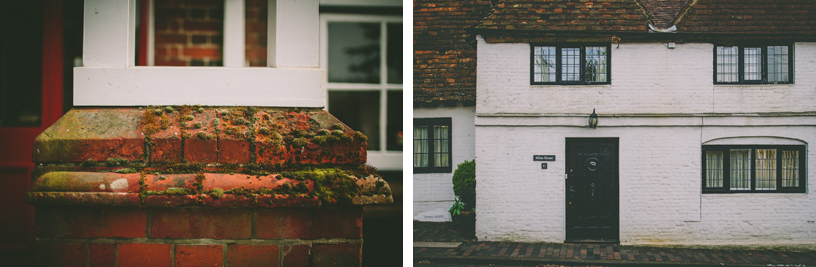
[566,138,619,242]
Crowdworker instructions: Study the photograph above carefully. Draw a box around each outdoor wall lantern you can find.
[589,109,598,129]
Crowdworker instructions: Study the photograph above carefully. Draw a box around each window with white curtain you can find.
[703,145,805,193]
[413,118,452,173]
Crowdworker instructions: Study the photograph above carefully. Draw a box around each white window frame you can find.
[319,14,402,171]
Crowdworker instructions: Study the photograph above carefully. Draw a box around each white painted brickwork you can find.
[474,37,816,245]
[413,106,477,218]
[476,38,816,115]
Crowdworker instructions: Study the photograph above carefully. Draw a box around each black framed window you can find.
[703,145,805,193]
[413,118,452,173]
[714,44,793,84]
[531,44,610,85]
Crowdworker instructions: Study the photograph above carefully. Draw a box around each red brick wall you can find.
[154,0,224,66]
[34,206,363,266]
[245,0,267,66]
[153,0,268,67]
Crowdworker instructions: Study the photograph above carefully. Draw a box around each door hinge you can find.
[565,173,568,179]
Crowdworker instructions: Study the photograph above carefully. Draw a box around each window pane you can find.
[755,149,776,190]
[782,150,799,187]
[386,90,402,151]
[327,22,380,83]
[767,46,789,82]
[413,126,428,167]
[533,46,556,82]
[386,23,402,84]
[328,91,380,150]
[561,48,580,82]
[716,46,738,82]
[705,151,724,188]
[584,46,607,82]
[743,47,762,81]
[730,149,751,190]
[433,125,449,167]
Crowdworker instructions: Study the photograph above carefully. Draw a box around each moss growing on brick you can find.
[292,138,308,147]
[355,131,368,142]
[208,188,224,199]
[332,123,344,130]
[113,168,137,174]
[106,157,129,167]
[331,130,344,136]
[164,106,174,113]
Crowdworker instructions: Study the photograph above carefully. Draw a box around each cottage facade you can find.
[416,0,816,246]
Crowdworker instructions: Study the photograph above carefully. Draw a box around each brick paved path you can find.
[414,222,816,265]
[414,222,475,242]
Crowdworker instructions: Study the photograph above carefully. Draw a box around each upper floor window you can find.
[530,44,610,85]
[714,44,793,84]
[703,145,805,193]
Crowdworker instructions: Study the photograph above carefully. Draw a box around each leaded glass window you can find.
[714,44,793,84]
[703,145,805,193]
[530,44,611,85]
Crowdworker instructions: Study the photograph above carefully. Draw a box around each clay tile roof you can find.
[474,0,652,33]
[639,0,690,29]
[413,0,494,103]
[675,0,816,35]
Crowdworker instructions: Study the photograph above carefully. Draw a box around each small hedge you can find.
[452,160,476,209]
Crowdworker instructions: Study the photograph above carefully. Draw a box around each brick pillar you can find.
[26,106,393,266]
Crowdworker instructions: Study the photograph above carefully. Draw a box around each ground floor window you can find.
[413,118,452,173]
[703,145,805,193]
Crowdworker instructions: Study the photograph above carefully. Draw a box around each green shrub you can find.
[452,159,476,209]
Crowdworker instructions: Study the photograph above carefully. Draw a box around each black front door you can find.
[565,138,619,243]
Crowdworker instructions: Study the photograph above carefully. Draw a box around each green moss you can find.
[193,122,203,129]
[293,129,307,137]
[208,188,224,199]
[113,168,137,174]
[312,135,327,145]
[332,123,344,130]
[81,158,97,168]
[197,131,208,140]
[236,117,246,125]
[197,107,205,113]
[292,137,308,147]
[184,115,194,121]
[258,127,270,135]
[272,132,282,140]
[317,129,330,136]
[355,131,368,142]
[164,106,174,113]
[154,109,163,115]
[331,130,344,136]
[106,157,128,167]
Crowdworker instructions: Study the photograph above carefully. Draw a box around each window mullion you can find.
[750,148,756,192]
[762,46,767,83]
[556,46,562,83]
[723,150,730,192]
[580,46,586,84]
[776,148,783,191]
[738,46,744,83]
[427,126,435,168]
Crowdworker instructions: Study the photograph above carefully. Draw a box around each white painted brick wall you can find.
[473,37,816,245]
[413,106,477,218]
[475,124,816,245]
[475,38,816,115]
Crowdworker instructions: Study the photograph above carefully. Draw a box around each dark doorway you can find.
[565,138,619,243]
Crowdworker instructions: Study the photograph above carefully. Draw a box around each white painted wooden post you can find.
[223,0,246,67]
[267,0,319,68]
[75,0,325,107]
[83,0,137,67]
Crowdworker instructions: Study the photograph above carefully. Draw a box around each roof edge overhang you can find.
[471,28,816,43]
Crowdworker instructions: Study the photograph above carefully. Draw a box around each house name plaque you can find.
[533,155,555,161]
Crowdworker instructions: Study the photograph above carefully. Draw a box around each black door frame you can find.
[565,137,619,243]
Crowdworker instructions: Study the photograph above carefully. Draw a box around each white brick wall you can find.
[473,37,816,245]
[413,106,477,218]
[476,38,816,115]
[475,124,816,245]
